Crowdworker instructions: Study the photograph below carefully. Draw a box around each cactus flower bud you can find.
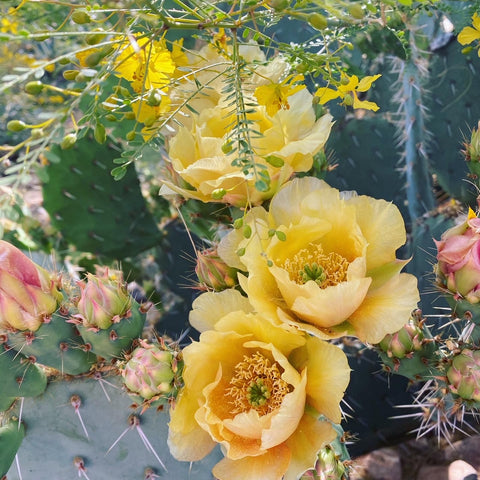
[122,340,176,400]
[446,349,480,402]
[315,445,347,480]
[195,247,238,291]
[76,270,130,329]
[377,318,424,359]
[465,121,480,178]
[435,209,480,303]
[0,240,62,331]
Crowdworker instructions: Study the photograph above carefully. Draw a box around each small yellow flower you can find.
[458,13,480,56]
[0,8,18,34]
[169,290,350,480]
[315,73,381,111]
[254,74,305,117]
[113,35,176,93]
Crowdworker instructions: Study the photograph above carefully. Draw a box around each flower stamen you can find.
[226,352,290,416]
[282,243,349,288]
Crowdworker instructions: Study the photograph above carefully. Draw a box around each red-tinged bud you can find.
[195,247,238,291]
[0,240,62,331]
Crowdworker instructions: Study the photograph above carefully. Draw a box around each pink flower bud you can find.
[195,247,238,291]
[0,240,62,331]
[76,269,130,329]
[435,211,480,302]
[122,339,176,400]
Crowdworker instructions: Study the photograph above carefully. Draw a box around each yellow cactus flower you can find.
[113,35,176,93]
[169,290,350,480]
[161,89,333,206]
[254,74,305,117]
[458,13,480,55]
[315,73,381,111]
[217,177,419,343]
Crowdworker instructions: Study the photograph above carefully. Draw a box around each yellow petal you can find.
[261,368,306,449]
[168,388,217,461]
[189,290,254,332]
[212,443,291,480]
[458,26,480,45]
[352,95,380,111]
[356,74,382,92]
[271,263,371,328]
[338,74,358,93]
[348,195,406,270]
[314,87,342,104]
[268,176,329,227]
[283,414,336,480]
[472,12,480,32]
[301,337,350,423]
[216,313,306,356]
[349,272,419,343]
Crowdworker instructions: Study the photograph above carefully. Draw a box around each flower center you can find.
[282,243,349,288]
[226,352,290,416]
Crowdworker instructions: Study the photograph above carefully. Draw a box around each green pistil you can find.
[246,379,271,407]
[299,262,326,285]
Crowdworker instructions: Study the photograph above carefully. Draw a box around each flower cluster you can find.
[159,37,333,207]
[167,176,420,478]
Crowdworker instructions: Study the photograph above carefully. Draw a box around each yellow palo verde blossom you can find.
[315,73,382,111]
[160,87,332,207]
[168,289,350,480]
[254,74,305,117]
[458,13,480,55]
[217,177,420,343]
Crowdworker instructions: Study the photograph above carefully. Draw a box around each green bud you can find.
[308,12,328,31]
[60,133,77,150]
[71,9,91,24]
[212,188,227,200]
[7,120,27,132]
[221,141,233,154]
[25,81,44,95]
[94,123,106,144]
[30,128,44,139]
[84,51,103,68]
[63,70,79,81]
[268,0,289,11]
[124,111,136,120]
[349,4,364,19]
[146,89,163,106]
[342,93,354,106]
[85,31,106,45]
[126,130,136,141]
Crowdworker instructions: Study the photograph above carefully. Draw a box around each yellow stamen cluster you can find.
[226,352,290,416]
[283,243,349,288]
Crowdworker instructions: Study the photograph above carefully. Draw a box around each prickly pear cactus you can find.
[41,137,163,259]
[3,375,222,479]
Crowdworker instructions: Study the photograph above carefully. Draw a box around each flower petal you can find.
[189,289,254,332]
[315,87,342,104]
[290,337,350,423]
[356,74,382,92]
[458,26,480,45]
[283,414,336,480]
[348,195,407,270]
[212,443,291,480]
[349,272,419,343]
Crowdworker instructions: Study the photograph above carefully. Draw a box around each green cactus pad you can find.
[0,420,25,477]
[6,312,96,375]
[0,347,47,401]
[77,301,146,360]
[6,376,222,479]
[41,137,162,259]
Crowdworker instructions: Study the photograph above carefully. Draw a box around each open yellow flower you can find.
[113,35,176,93]
[458,13,480,56]
[218,177,419,343]
[168,290,350,480]
[160,89,332,206]
[315,73,381,111]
